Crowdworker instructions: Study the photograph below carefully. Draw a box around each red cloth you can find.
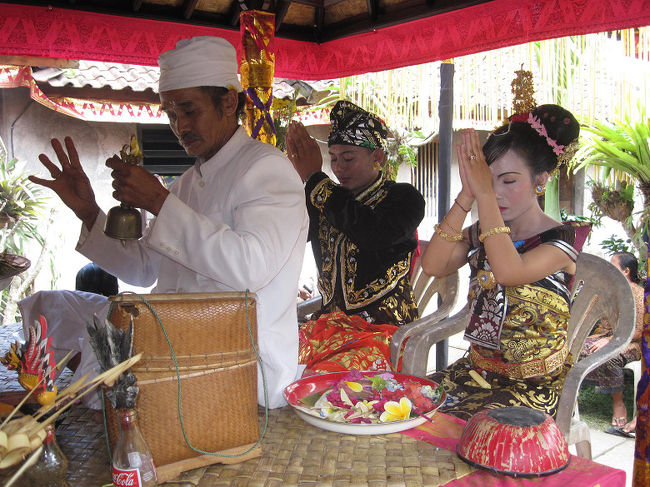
[299,311,399,373]
[1,1,649,79]
[403,413,627,486]
[410,229,421,278]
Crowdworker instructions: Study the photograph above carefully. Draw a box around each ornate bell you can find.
[104,135,144,242]
[105,204,142,240]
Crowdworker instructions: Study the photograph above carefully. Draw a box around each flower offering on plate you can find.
[284,370,446,435]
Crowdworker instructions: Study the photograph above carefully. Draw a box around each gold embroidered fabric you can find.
[470,283,571,378]
[308,174,419,326]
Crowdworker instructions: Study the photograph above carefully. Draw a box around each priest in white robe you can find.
[27,36,308,409]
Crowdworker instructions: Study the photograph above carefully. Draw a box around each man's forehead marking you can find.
[161,99,195,110]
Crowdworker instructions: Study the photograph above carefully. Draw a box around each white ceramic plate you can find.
[284,371,446,435]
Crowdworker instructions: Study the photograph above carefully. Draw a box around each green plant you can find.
[599,234,632,254]
[0,138,54,324]
[383,130,424,181]
[272,85,340,152]
[560,207,601,227]
[570,109,650,268]
[0,157,46,254]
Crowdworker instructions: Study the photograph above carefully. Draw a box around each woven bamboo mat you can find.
[1,323,473,485]
[171,407,474,486]
[0,405,474,486]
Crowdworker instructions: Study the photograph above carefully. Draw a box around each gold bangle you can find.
[441,216,461,234]
[434,223,463,242]
[454,198,470,213]
[478,225,511,243]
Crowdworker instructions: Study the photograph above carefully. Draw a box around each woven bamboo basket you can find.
[105,292,260,479]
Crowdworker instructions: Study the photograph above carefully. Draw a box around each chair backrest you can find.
[410,239,458,315]
[390,240,460,374]
[555,252,636,437]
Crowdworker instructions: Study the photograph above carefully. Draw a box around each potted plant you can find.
[571,110,650,268]
[0,137,53,323]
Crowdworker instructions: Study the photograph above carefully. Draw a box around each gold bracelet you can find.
[454,198,470,213]
[478,225,511,243]
[434,223,463,242]
[441,216,461,235]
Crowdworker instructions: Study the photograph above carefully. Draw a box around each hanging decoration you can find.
[240,10,276,145]
[510,65,537,116]
[0,66,165,123]
[0,66,81,119]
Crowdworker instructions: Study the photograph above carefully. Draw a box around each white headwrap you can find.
[158,36,242,93]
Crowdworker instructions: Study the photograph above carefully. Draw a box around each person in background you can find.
[17,263,119,409]
[29,36,308,409]
[582,251,645,437]
[75,262,118,297]
[287,101,425,373]
[421,104,588,420]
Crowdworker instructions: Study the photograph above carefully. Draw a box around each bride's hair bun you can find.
[483,104,579,174]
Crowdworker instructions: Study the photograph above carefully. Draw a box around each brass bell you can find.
[105,203,143,240]
[104,135,144,242]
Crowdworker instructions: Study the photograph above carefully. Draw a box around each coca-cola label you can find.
[112,466,142,487]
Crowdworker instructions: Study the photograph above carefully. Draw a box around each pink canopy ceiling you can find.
[1,0,649,79]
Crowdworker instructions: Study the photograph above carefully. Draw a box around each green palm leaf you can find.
[572,114,650,183]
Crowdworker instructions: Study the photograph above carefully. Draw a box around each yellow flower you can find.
[345,381,363,392]
[357,400,378,412]
[380,397,412,422]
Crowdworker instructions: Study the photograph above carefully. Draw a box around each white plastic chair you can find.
[394,253,636,459]
[298,240,460,371]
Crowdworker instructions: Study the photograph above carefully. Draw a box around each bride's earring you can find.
[535,184,546,196]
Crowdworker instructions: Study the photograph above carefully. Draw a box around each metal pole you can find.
[436,60,454,371]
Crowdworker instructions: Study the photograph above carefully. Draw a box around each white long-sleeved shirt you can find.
[77,126,309,408]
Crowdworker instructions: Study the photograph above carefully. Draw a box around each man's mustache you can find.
[180,133,201,145]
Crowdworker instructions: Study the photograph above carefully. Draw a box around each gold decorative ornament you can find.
[511,65,537,116]
[442,216,461,234]
[557,139,580,168]
[434,223,463,242]
[535,184,546,196]
[477,269,497,290]
[478,225,511,243]
[240,10,277,145]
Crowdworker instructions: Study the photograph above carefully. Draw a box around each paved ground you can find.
[588,429,635,486]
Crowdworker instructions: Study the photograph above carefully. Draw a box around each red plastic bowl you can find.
[456,406,570,477]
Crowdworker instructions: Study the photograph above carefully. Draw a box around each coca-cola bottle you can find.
[23,423,69,486]
[112,408,158,487]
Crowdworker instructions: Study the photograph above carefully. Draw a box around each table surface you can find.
[0,401,627,486]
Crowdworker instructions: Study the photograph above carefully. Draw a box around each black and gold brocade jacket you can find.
[305,171,425,326]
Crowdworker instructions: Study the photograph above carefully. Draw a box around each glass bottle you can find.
[112,408,158,487]
[23,423,69,486]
